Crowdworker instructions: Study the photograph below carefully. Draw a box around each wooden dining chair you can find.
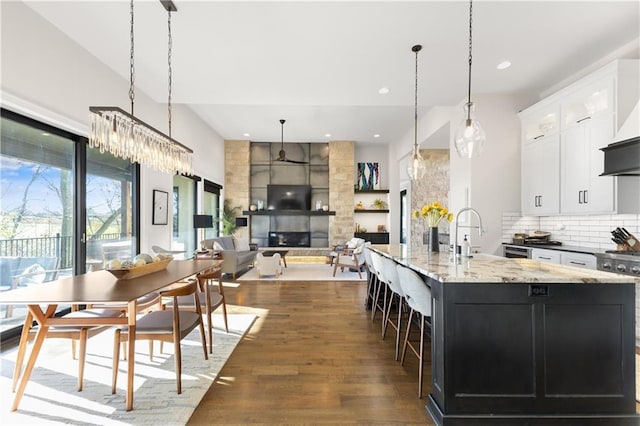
[163,266,228,354]
[12,307,123,392]
[111,279,208,395]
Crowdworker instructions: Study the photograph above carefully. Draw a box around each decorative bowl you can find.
[107,258,172,280]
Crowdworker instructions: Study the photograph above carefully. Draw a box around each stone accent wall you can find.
[410,149,450,250]
[224,140,251,240]
[329,141,355,244]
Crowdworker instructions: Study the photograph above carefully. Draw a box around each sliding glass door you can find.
[0,109,139,337]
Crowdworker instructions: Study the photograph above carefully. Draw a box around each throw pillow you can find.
[18,263,46,286]
[213,241,225,251]
[234,238,250,252]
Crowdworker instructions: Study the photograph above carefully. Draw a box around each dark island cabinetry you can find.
[427,280,637,425]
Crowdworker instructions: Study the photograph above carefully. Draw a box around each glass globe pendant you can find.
[408,148,427,180]
[455,0,486,159]
[406,44,427,181]
[454,101,485,158]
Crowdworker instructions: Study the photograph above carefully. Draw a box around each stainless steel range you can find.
[595,251,640,276]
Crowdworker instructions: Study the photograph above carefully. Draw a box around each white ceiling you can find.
[22,1,640,146]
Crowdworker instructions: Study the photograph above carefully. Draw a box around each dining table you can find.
[0,258,220,412]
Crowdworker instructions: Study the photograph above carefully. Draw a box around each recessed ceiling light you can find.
[325,133,331,138]
[41,132,50,136]
[497,60,511,70]
[378,87,390,95]
[373,134,380,138]
[243,133,250,137]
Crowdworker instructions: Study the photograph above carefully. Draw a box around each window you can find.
[0,109,139,338]
[203,179,222,240]
[172,174,197,252]
[400,189,407,244]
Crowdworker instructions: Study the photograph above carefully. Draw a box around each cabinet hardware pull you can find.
[570,261,586,266]
[578,190,583,204]
[540,256,551,260]
[533,135,544,140]
[583,190,588,203]
[576,116,591,123]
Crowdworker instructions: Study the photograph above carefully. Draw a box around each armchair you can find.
[255,253,282,278]
[332,238,368,279]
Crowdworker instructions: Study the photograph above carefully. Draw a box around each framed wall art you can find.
[152,190,169,225]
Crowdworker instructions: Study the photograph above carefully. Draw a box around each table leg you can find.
[11,304,56,411]
[11,311,34,392]
[282,256,287,268]
[126,299,137,411]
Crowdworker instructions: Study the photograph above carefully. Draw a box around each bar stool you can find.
[396,264,432,398]
[379,254,406,361]
[369,250,387,324]
[362,246,379,310]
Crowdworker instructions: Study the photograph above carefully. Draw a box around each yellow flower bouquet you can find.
[412,201,454,227]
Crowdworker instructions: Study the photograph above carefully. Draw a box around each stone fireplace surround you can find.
[224,140,355,248]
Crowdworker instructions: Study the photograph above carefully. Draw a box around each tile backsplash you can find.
[502,212,640,251]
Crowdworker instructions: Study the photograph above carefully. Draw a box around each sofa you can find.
[202,236,257,279]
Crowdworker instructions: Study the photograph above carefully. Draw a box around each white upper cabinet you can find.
[519,59,639,216]
[522,134,560,215]
[560,113,615,213]
[561,77,614,129]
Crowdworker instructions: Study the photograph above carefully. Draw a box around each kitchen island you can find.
[371,244,638,425]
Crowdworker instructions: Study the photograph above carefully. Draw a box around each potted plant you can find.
[371,198,387,210]
[219,202,240,236]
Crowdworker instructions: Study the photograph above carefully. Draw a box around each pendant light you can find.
[407,44,427,181]
[454,0,486,159]
[88,0,193,175]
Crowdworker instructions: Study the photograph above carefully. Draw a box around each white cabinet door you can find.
[561,252,596,270]
[532,248,561,263]
[561,114,615,214]
[522,134,560,216]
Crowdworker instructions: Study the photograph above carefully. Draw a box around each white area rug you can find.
[0,312,256,425]
[238,263,366,281]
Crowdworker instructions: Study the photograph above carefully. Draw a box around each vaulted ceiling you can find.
[22,1,640,146]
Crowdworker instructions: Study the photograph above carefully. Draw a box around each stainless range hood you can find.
[600,101,640,176]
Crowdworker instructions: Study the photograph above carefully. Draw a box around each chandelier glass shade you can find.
[89,106,193,175]
[88,0,192,175]
[454,0,486,159]
[407,44,427,181]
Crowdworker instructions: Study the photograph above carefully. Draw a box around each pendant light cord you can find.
[466,0,473,120]
[167,9,173,140]
[412,44,422,153]
[129,0,135,116]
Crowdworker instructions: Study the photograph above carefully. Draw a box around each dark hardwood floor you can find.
[187,278,434,424]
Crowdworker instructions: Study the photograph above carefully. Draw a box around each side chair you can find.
[12,307,123,392]
[163,265,228,354]
[112,279,208,395]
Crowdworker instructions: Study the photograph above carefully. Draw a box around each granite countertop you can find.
[371,244,637,284]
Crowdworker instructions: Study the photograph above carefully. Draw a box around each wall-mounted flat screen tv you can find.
[267,184,311,210]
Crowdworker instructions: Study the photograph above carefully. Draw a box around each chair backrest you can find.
[396,264,431,317]
[363,246,376,275]
[379,255,403,296]
[369,251,385,282]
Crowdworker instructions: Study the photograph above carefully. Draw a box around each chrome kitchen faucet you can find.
[454,207,484,257]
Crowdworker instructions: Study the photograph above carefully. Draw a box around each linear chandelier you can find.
[88,0,193,175]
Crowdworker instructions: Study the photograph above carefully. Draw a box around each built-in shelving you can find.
[353,209,389,213]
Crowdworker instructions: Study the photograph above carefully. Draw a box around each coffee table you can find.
[261,249,289,268]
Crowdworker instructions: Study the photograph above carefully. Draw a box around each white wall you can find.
[1,2,224,254]
[449,94,523,255]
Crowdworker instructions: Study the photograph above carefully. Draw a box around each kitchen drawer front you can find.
[561,252,596,270]
[531,248,561,263]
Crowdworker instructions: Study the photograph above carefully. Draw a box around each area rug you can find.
[0,312,256,425]
[237,263,366,282]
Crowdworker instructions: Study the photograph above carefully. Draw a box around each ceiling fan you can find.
[275,119,308,164]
